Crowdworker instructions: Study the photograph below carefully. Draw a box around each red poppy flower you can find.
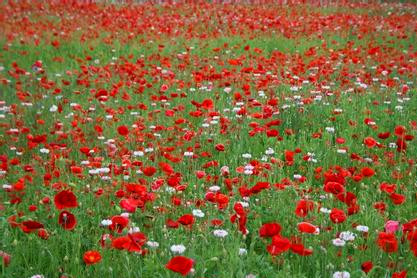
[109,216,129,233]
[377,232,398,253]
[363,137,377,148]
[267,235,291,256]
[0,250,11,267]
[259,222,282,238]
[324,181,345,195]
[166,256,194,276]
[390,193,405,205]
[54,190,78,210]
[361,261,373,273]
[83,250,102,265]
[297,222,318,234]
[215,144,225,152]
[178,214,195,226]
[117,125,129,136]
[392,270,407,278]
[329,208,346,224]
[361,167,375,177]
[142,166,157,177]
[290,243,313,256]
[37,228,49,240]
[295,199,314,217]
[21,220,44,233]
[58,210,77,230]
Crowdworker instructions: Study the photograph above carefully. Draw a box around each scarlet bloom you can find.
[390,193,405,205]
[109,216,129,233]
[361,261,373,273]
[215,144,225,152]
[392,271,407,278]
[297,222,318,234]
[21,220,44,233]
[323,181,345,195]
[142,166,157,177]
[364,137,377,148]
[267,235,291,256]
[0,250,11,267]
[37,228,49,240]
[250,182,270,194]
[117,125,129,136]
[259,222,282,238]
[295,199,314,217]
[361,167,375,177]
[58,210,77,230]
[54,190,78,210]
[377,232,398,253]
[178,214,195,226]
[165,256,194,276]
[329,208,346,224]
[290,243,313,256]
[83,250,102,265]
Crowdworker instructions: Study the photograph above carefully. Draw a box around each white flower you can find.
[293,174,302,180]
[333,271,350,278]
[213,229,228,238]
[39,148,50,154]
[244,169,253,175]
[238,201,249,208]
[146,241,159,248]
[320,207,331,214]
[337,149,347,154]
[355,225,369,233]
[128,227,140,233]
[389,142,397,148]
[98,167,110,174]
[101,219,112,226]
[120,213,129,218]
[326,127,335,133]
[209,185,221,192]
[265,148,274,155]
[184,151,194,157]
[30,275,45,278]
[170,244,186,254]
[239,248,247,256]
[242,153,252,159]
[339,231,355,241]
[332,238,346,247]
[192,209,205,218]
[133,151,144,157]
[49,105,58,112]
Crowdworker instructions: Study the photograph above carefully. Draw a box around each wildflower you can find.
[213,229,228,238]
[170,244,186,254]
[339,231,355,241]
[165,256,194,276]
[192,209,205,218]
[239,248,247,256]
[333,271,350,278]
[332,238,346,247]
[146,241,159,248]
[83,250,101,265]
[385,220,400,234]
[356,225,369,233]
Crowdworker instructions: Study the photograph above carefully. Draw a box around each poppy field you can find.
[1,1,417,277]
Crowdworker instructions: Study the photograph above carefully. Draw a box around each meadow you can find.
[0,1,416,277]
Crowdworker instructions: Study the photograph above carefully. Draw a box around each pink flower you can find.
[385,220,400,234]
